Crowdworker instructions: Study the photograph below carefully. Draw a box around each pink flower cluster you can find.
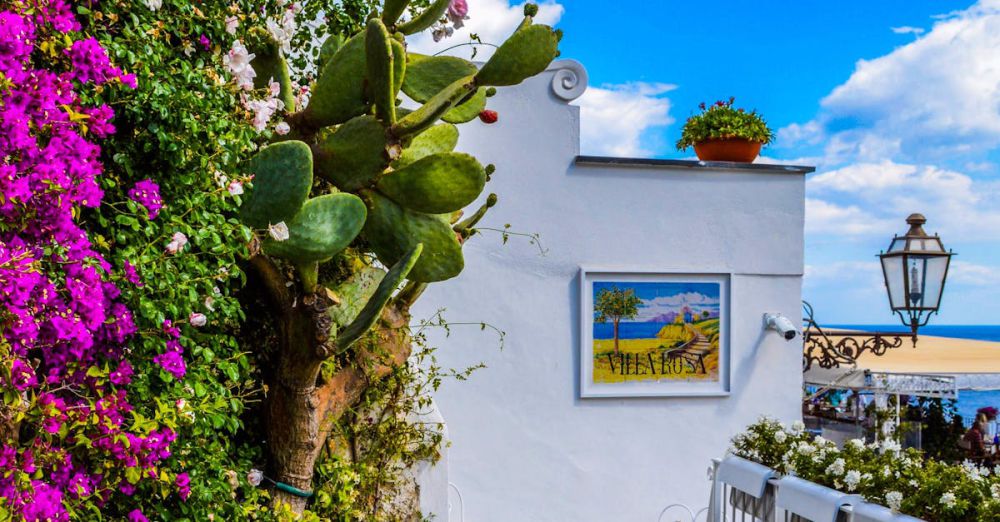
[0,5,179,519]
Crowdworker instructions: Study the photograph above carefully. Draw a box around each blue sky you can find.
[412,0,1000,325]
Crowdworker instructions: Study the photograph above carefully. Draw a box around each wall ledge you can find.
[575,155,815,174]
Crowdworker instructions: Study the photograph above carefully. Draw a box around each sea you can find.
[592,321,670,340]
[836,325,1000,423]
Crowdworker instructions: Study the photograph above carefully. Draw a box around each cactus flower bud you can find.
[478,109,498,124]
[523,3,539,17]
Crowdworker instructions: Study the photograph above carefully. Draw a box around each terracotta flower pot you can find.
[693,138,762,163]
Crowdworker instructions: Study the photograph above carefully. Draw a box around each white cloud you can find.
[890,25,925,35]
[779,0,1000,162]
[576,82,676,157]
[634,292,719,322]
[806,160,1000,241]
[950,261,1000,285]
[643,293,720,307]
[805,198,892,236]
[407,0,564,60]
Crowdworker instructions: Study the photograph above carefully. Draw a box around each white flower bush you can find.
[731,417,1000,520]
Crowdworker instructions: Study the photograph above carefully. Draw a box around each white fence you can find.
[703,456,923,522]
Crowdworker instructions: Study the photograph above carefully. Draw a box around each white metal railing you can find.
[707,456,925,522]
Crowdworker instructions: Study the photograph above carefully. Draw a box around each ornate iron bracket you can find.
[802,301,915,371]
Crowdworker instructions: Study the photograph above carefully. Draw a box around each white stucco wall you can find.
[413,61,807,521]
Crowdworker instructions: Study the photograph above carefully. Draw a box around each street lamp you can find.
[879,213,954,337]
[803,213,954,370]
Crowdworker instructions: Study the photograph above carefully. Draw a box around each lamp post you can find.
[803,214,954,370]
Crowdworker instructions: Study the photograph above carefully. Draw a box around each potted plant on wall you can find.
[676,97,774,163]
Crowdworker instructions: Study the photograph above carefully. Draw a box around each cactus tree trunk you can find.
[252,255,413,514]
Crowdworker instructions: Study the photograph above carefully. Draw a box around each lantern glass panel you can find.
[906,255,949,310]
[882,255,906,309]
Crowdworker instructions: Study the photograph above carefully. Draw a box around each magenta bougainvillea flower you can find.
[127,179,163,219]
[0,5,185,518]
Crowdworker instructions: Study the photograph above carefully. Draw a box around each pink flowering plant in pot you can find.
[676,97,774,162]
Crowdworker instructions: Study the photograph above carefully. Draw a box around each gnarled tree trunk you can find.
[252,255,414,513]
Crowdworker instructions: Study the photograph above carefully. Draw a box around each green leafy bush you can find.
[732,417,1000,521]
[675,97,774,150]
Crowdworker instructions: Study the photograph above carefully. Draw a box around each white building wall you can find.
[413,60,807,522]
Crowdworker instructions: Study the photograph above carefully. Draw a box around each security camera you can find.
[763,313,798,341]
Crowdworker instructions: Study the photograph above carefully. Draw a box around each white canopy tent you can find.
[804,367,957,400]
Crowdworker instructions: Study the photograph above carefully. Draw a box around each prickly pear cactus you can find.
[242,1,560,514]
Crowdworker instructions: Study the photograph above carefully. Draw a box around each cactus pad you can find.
[239,141,313,229]
[381,0,410,26]
[301,34,369,128]
[334,243,423,352]
[394,123,459,169]
[313,115,390,191]
[325,266,386,328]
[397,0,451,35]
[263,193,367,263]
[402,55,478,103]
[442,87,488,123]
[366,18,396,123]
[377,152,486,214]
[391,74,476,137]
[475,24,559,87]
[361,191,464,282]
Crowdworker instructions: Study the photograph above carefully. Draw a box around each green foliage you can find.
[594,286,641,323]
[675,97,775,150]
[79,1,274,519]
[732,417,1000,522]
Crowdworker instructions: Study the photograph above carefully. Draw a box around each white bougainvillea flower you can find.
[843,470,861,491]
[940,492,956,508]
[248,469,264,487]
[176,399,187,410]
[204,296,216,312]
[224,40,256,90]
[144,0,162,10]
[189,312,207,327]
[225,15,239,35]
[214,170,229,188]
[243,95,284,132]
[268,78,281,98]
[266,10,297,54]
[268,222,289,242]
[274,121,290,135]
[166,232,188,254]
[227,180,244,196]
[885,491,902,511]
